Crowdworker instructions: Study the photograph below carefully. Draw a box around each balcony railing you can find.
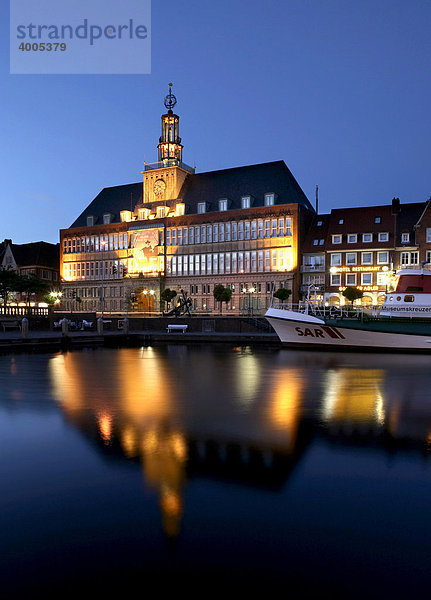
[300,264,325,272]
[144,160,195,174]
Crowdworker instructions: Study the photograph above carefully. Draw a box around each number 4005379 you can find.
[18,42,67,51]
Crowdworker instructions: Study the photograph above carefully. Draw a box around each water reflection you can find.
[3,347,431,594]
[42,347,431,544]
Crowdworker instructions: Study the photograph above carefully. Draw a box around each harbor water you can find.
[1,345,431,597]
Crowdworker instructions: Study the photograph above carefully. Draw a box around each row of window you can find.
[188,282,287,295]
[330,272,388,287]
[329,232,415,245]
[63,216,293,255]
[166,218,292,246]
[63,260,126,281]
[167,249,291,276]
[330,251,389,266]
[63,286,123,299]
[198,193,276,214]
[63,233,135,255]
[330,232,391,245]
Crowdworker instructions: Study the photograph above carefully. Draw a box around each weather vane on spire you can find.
[164,83,177,110]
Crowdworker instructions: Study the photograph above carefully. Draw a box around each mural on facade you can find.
[132,230,160,273]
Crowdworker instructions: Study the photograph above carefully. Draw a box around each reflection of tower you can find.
[141,423,187,538]
[157,83,183,163]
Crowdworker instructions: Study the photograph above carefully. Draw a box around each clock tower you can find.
[142,83,195,204]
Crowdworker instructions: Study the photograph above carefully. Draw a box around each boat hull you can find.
[265,308,431,352]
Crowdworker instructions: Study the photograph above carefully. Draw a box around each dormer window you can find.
[241,196,251,209]
[86,216,94,227]
[157,206,167,218]
[362,233,373,243]
[120,210,132,222]
[264,193,275,207]
[401,233,410,243]
[197,202,206,214]
[175,203,185,217]
[139,208,150,220]
[103,214,111,225]
[219,199,228,212]
[332,234,342,244]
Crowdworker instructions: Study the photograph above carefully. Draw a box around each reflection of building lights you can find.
[98,412,112,444]
[322,369,385,425]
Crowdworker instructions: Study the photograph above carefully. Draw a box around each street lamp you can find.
[242,285,256,316]
[50,291,62,306]
[100,240,106,320]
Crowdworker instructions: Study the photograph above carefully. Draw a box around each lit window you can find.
[347,234,357,243]
[120,210,132,222]
[378,232,389,242]
[219,199,228,211]
[401,233,410,243]
[157,206,167,218]
[241,196,251,209]
[264,193,274,207]
[139,208,150,220]
[103,214,111,225]
[362,233,372,243]
[197,202,206,214]
[175,203,185,216]
[87,216,94,227]
[332,234,342,244]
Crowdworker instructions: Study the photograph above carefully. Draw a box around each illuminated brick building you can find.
[60,85,315,314]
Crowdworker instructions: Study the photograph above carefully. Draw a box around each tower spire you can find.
[158,83,183,163]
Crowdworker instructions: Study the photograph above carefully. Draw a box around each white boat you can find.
[265,269,431,352]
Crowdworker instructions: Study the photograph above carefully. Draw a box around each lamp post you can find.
[100,240,106,320]
[50,291,62,307]
[242,285,256,316]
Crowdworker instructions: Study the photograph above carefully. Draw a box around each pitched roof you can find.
[308,201,426,251]
[177,161,314,212]
[10,241,59,269]
[302,214,330,252]
[71,182,143,228]
[69,161,313,228]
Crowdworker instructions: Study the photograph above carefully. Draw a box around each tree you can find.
[160,288,177,311]
[342,286,364,306]
[16,275,49,312]
[213,284,232,314]
[0,267,21,310]
[273,287,292,307]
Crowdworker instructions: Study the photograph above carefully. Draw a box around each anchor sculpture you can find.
[163,289,192,317]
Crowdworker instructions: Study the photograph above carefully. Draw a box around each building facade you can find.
[300,199,427,306]
[60,86,315,314]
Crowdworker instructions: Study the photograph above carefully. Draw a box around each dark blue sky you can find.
[1,0,430,243]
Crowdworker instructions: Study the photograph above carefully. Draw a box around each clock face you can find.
[154,179,166,196]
